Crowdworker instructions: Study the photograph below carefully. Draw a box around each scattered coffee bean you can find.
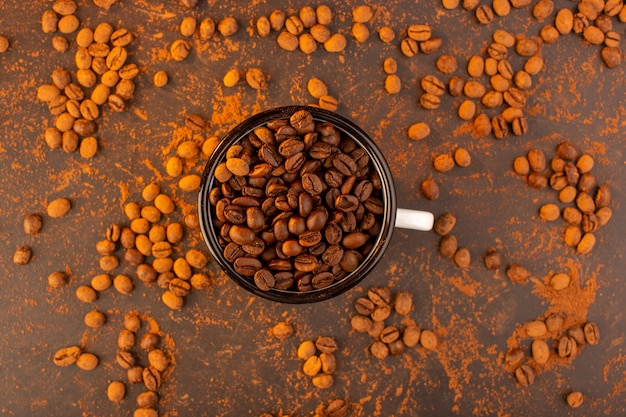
[107,381,126,402]
[506,263,531,284]
[566,391,584,408]
[421,178,439,200]
[482,248,502,270]
[514,364,534,386]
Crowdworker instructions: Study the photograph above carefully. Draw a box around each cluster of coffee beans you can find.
[37,19,137,158]
[53,345,99,370]
[513,141,612,254]
[350,5,376,44]
[434,213,472,269]
[506,315,599,386]
[222,67,271,91]
[538,0,625,68]
[399,24,443,57]
[111,312,172,416]
[164,113,218,193]
[13,198,72,267]
[207,109,386,293]
[418,148,471,201]
[306,77,339,112]
[350,286,438,359]
[41,0,80,52]
[169,15,239,62]
[85,182,212,309]
[297,336,338,389]
[254,5,347,54]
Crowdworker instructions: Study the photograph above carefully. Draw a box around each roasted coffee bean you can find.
[506,263,531,284]
[583,322,600,345]
[233,257,262,276]
[439,235,458,258]
[434,212,456,236]
[557,336,578,358]
[142,366,161,391]
[515,365,535,386]
[483,248,502,270]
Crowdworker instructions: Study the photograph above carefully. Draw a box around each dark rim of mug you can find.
[198,105,397,303]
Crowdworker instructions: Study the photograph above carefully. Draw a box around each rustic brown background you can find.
[0,1,625,416]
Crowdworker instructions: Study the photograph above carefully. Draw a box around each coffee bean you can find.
[419,329,437,350]
[453,248,471,268]
[76,352,99,371]
[550,272,570,290]
[351,315,373,333]
[531,339,550,364]
[49,271,69,288]
[84,310,106,328]
[476,5,495,23]
[107,381,125,403]
[407,122,431,141]
[434,212,456,236]
[514,364,535,386]
[567,391,584,408]
[421,178,439,200]
[439,234,458,258]
[142,366,161,391]
[544,313,564,333]
[506,263,531,284]
[370,340,389,359]
[505,348,524,366]
[579,322,599,347]
[53,346,81,366]
[393,291,413,315]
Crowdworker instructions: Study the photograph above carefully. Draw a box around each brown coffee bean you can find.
[453,247,471,268]
[400,37,419,57]
[482,248,502,270]
[476,4,495,23]
[567,391,584,408]
[550,273,570,290]
[473,113,492,137]
[601,46,622,68]
[539,204,560,221]
[49,271,69,288]
[351,315,373,333]
[434,212,456,235]
[84,310,106,328]
[439,235,458,258]
[421,178,439,200]
[114,274,134,295]
[76,285,97,302]
[142,366,161,391]
[448,76,465,96]
[370,340,389,359]
[433,153,455,172]
[583,322,599,345]
[76,352,99,371]
[420,329,437,350]
[515,365,535,386]
[545,313,564,333]
[393,291,413,315]
[577,233,596,254]
[506,263,531,284]
[531,339,550,364]
[436,55,457,74]
[53,346,81,366]
[107,381,125,403]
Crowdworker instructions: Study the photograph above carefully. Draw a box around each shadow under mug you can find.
[198,106,433,303]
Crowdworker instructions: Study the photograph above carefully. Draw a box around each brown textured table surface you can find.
[1,1,625,416]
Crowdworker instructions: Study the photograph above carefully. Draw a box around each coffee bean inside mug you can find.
[205,108,386,294]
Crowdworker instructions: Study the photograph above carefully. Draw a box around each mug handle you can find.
[394,208,434,231]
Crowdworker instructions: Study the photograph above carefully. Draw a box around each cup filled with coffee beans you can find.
[198,106,433,303]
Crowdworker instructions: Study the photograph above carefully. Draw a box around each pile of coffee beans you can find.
[169,14,239,62]
[53,345,99,370]
[306,77,339,112]
[207,109,386,293]
[513,141,612,254]
[86,182,212,309]
[399,24,443,57]
[506,315,600,386]
[37,15,138,158]
[254,5,347,54]
[296,336,338,389]
[350,286,438,359]
[53,311,173,416]
[112,312,172,416]
[434,212,472,269]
